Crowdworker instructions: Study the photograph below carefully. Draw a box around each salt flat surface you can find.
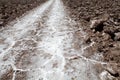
[0,0,113,80]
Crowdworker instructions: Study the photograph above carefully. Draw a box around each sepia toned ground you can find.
[0,0,120,80]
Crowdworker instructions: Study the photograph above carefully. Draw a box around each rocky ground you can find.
[0,0,47,27]
[63,0,120,79]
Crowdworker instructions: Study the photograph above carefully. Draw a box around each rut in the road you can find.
[0,0,54,80]
[0,0,114,80]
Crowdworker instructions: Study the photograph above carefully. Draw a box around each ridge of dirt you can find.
[63,0,120,79]
[0,0,47,27]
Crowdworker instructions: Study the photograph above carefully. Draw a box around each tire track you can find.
[0,0,55,80]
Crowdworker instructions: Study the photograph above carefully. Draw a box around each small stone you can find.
[0,21,3,26]
[102,32,111,40]
[115,32,120,41]
[90,19,105,32]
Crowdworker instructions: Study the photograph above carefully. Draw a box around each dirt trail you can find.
[0,0,116,80]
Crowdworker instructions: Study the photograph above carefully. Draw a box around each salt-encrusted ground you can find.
[0,0,117,80]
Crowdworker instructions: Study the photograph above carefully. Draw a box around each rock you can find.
[90,19,105,32]
[83,16,91,22]
[113,42,120,48]
[102,32,111,40]
[105,31,115,41]
[115,32,120,41]
[113,15,120,25]
[90,14,109,32]
[105,64,120,78]
[104,49,120,63]
[85,37,91,44]
[0,21,3,26]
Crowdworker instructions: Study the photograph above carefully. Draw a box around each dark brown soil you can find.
[0,68,14,80]
[63,0,120,79]
[0,0,47,27]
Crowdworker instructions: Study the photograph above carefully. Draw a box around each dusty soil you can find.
[63,0,120,79]
[0,0,47,27]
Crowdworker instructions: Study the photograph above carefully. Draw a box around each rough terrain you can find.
[0,0,120,80]
[63,0,120,79]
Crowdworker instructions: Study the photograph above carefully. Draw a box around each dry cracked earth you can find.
[0,0,120,80]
